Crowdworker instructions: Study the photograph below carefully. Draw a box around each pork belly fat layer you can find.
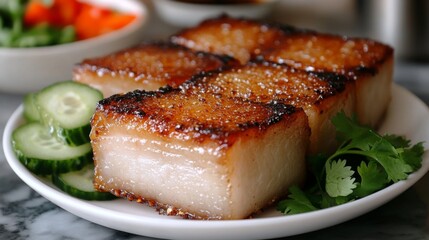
[73,43,234,97]
[355,57,393,127]
[91,89,310,219]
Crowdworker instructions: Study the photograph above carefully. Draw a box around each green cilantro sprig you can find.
[277,112,425,215]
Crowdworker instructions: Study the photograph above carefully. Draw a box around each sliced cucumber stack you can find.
[12,81,113,201]
[12,122,93,175]
[35,81,103,146]
[23,93,40,122]
[52,164,117,201]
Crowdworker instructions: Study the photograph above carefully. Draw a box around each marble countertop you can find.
[1,1,429,239]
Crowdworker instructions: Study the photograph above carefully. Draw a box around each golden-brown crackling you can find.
[94,86,299,144]
[180,61,355,154]
[76,42,235,88]
[171,16,296,64]
[182,61,349,107]
[259,33,393,77]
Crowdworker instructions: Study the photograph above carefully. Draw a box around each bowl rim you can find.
[0,0,148,55]
[156,0,278,6]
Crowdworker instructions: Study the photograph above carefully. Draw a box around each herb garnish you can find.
[277,112,425,215]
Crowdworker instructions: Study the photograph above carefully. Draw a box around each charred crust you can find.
[179,69,218,91]
[95,85,298,143]
[351,65,379,76]
[266,102,296,125]
[158,85,175,93]
[97,89,167,114]
[310,72,348,93]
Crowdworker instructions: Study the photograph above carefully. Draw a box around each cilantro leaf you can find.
[353,161,389,197]
[401,142,425,170]
[331,112,378,151]
[383,134,411,148]
[363,138,413,182]
[331,112,414,182]
[277,112,426,215]
[277,186,318,215]
[325,159,357,197]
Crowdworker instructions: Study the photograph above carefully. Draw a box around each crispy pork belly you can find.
[91,88,310,220]
[85,16,394,220]
[73,43,234,97]
[170,16,294,64]
[171,16,393,128]
[183,61,355,154]
[258,33,394,127]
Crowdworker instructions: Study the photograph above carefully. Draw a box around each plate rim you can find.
[3,84,429,240]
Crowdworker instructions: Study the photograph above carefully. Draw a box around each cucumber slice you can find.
[23,93,40,122]
[52,164,117,201]
[35,81,103,146]
[12,122,93,175]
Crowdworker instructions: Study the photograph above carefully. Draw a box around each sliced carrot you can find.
[74,4,112,40]
[101,14,136,32]
[74,8,99,40]
[50,0,83,26]
[81,3,112,19]
[25,0,137,41]
[24,1,52,27]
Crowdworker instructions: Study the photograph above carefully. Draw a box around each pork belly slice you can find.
[183,62,355,154]
[73,42,234,97]
[170,16,295,64]
[91,88,310,220]
[258,33,394,127]
[171,15,393,128]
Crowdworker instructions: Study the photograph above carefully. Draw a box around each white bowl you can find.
[153,0,276,27]
[0,0,148,94]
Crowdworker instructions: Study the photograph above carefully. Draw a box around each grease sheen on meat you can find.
[172,16,394,127]
[73,42,235,97]
[258,33,394,127]
[182,61,355,154]
[171,16,293,64]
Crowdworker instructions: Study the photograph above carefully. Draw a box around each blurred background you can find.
[144,0,429,102]
[144,0,429,62]
[269,0,429,62]
[1,0,427,94]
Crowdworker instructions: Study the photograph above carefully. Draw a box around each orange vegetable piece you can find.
[75,3,136,40]
[74,3,111,40]
[100,14,136,33]
[24,0,137,40]
[50,0,82,26]
[24,1,52,27]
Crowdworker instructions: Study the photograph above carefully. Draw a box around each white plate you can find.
[3,85,429,240]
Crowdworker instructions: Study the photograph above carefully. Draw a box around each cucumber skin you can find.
[13,146,93,175]
[52,172,117,201]
[35,81,103,147]
[58,124,91,146]
[23,93,40,122]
